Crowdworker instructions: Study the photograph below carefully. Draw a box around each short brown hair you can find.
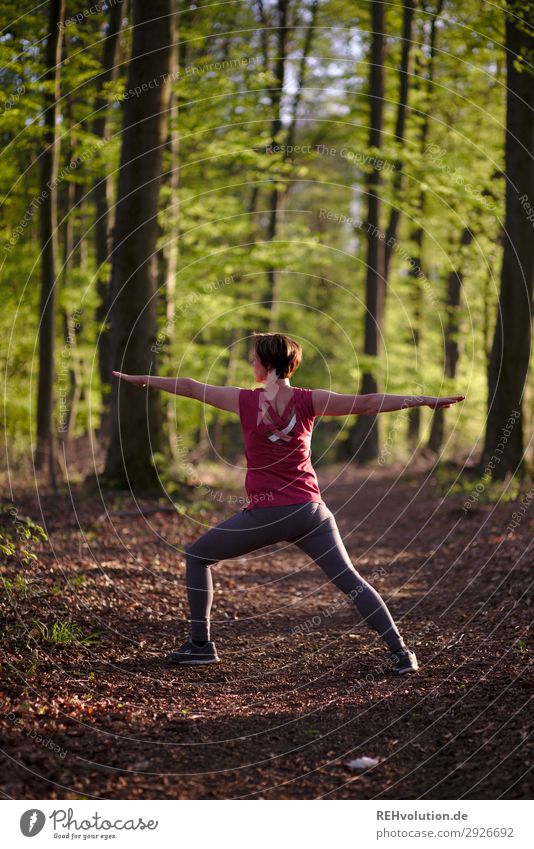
[251,332,302,378]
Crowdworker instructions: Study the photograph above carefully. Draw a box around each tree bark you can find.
[479,4,534,480]
[163,1,179,329]
[406,224,424,446]
[164,0,180,460]
[384,0,416,281]
[213,185,261,457]
[427,225,474,452]
[406,0,444,445]
[60,96,82,444]
[285,0,319,155]
[264,0,319,332]
[93,0,124,419]
[348,0,386,463]
[103,0,173,490]
[35,0,66,486]
[264,0,291,329]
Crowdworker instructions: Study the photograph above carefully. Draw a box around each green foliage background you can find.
[1,0,532,476]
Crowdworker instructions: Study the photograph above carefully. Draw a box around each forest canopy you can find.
[1,0,533,491]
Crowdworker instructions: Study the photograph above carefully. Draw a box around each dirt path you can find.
[1,465,532,799]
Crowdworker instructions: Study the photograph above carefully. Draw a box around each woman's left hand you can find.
[112,371,148,388]
[426,394,465,409]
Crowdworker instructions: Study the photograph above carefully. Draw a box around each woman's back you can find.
[238,386,323,510]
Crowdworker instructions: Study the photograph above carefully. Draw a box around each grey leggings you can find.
[185,501,406,652]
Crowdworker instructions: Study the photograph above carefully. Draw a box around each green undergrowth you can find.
[430,465,533,505]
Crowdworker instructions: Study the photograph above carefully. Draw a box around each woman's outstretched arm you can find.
[112,372,241,414]
[312,389,465,416]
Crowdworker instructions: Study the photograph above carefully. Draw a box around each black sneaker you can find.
[166,638,220,666]
[390,647,419,674]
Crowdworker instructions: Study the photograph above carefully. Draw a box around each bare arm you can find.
[311,389,465,416]
[112,372,241,414]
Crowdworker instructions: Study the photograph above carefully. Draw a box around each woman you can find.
[113,332,464,674]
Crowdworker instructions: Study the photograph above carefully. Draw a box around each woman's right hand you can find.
[426,395,465,409]
[112,371,148,388]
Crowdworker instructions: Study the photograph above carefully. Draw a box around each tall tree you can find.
[384,0,416,281]
[162,0,180,459]
[263,0,291,328]
[267,0,320,330]
[252,0,319,331]
[60,95,81,444]
[93,0,124,420]
[407,0,444,446]
[104,0,173,489]
[427,224,474,452]
[480,2,534,479]
[349,0,386,462]
[35,0,66,483]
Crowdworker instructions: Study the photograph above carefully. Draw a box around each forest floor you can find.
[0,460,532,800]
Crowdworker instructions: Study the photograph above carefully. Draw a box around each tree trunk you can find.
[427,226,474,452]
[348,0,386,463]
[285,0,319,155]
[406,0,444,446]
[103,0,173,490]
[59,104,82,444]
[35,0,66,487]
[93,0,124,422]
[213,184,261,455]
[482,264,493,374]
[264,0,291,330]
[60,309,82,440]
[384,0,416,282]
[479,5,534,480]
[164,0,180,460]
[406,225,424,446]
[267,0,319,332]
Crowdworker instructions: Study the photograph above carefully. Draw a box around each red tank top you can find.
[238,386,323,510]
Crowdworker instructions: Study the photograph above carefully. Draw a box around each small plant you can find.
[2,574,45,600]
[0,536,16,558]
[2,574,28,596]
[69,575,86,588]
[431,467,525,505]
[26,658,39,676]
[0,504,48,568]
[31,619,100,646]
